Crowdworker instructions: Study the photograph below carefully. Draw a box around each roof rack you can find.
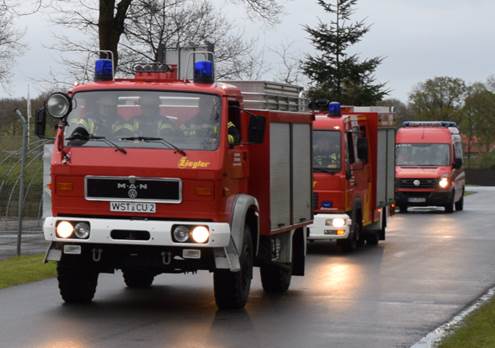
[402,121,457,128]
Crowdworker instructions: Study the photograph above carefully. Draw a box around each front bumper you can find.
[43,216,231,247]
[395,191,453,207]
[43,217,239,271]
[307,214,351,240]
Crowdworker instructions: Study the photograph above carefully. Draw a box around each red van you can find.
[395,121,465,213]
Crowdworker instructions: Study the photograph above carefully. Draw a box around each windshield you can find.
[65,91,222,150]
[396,144,451,166]
[313,131,341,172]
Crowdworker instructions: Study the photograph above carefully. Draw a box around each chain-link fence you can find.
[0,129,50,258]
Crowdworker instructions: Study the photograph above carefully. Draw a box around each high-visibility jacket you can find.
[112,119,140,135]
[72,117,97,134]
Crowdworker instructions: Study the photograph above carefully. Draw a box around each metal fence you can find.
[0,111,50,258]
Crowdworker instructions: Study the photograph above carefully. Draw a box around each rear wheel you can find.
[57,260,98,304]
[455,189,464,211]
[122,268,154,289]
[214,225,253,309]
[260,263,292,294]
[366,232,379,246]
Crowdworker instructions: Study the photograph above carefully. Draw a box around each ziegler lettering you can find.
[178,157,210,169]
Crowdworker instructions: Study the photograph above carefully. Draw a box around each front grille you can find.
[85,176,181,203]
[397,178,436,189]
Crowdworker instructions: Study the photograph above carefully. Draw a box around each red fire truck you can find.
[36,49,312,309]
[308,104,395,251]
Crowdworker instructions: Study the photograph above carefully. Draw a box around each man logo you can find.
[128,188,138,199]
[413,179,421,187]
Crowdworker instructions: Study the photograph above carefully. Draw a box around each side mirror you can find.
[453,158,463,169]
[34,108,46,138]
[357,138,369,163]
[248,115,265,144]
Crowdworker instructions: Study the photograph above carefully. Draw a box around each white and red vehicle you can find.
[309,104,396,251]
[37,49,313,309]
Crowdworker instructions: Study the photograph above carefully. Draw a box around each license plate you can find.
[408,197,426,203]
[110,201,156,213]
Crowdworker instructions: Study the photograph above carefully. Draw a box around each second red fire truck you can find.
[36,48,313,309]
[308,104,396,251]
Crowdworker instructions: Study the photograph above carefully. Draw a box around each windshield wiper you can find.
[120,136,186,156]
[66,133,127,154]
[313,168,338,174]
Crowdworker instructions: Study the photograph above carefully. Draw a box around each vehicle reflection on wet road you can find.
[1,190,495,348]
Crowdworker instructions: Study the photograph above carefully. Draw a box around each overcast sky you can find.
[2,0,495,102]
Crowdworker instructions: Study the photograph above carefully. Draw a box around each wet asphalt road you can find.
[1,189,495,348]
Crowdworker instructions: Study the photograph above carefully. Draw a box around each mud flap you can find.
[292,227,306,276]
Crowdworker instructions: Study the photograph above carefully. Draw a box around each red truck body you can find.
[309,106,395,251]
[40,52,312,309]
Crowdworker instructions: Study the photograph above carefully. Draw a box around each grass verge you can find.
[0,254,56,289]
[464,191,475,196]
[439,297,495,348]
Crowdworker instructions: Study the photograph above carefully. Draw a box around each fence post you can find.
[15,109,27,257]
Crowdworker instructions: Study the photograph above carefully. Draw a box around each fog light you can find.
[74,222,90,239]
[56,221,74,239]
[439,177,449,189]
[173,225,190,243]
[191,226,209,243]
[336,229,346,236]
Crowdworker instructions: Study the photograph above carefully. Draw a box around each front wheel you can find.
[213,226,253,310]
[455,190,464,211]
[445,191,455,213]
[337,216,361,253]
[57,260,98,304]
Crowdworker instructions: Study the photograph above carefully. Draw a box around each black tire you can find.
[214,225,253,310]
[366,232,379,246]
[57,261,98,304]
[260,263,292,294]
[122,268,154,289]
[337,215,360,253]
[398,204,408,214]
[445,191,455,213]
[455,191,464,211]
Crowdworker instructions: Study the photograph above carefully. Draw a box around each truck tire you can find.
[260,263,292,294]
[57,261,98,304]
[214,225,253,310]
[455,190,464,211]
[366,232,379,246]
[337,216,360,253]
[122,268,154,289]
[398,204,408,214]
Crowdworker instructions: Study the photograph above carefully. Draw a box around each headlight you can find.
[191,226,210,244]
[439,177,449,189]
[46,93,72,119]
[325,217,346,229]
[172,225,190,243]
[56,221,74,239]
[74,222,90,239]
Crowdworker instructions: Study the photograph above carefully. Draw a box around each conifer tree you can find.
[302,0,388,105]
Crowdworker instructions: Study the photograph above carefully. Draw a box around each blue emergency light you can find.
[95,59,114,81]
[321,201,333,209]
[194,61,214,84]
[328,102,341,117]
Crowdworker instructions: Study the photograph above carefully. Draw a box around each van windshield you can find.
[396,144,450,166]
[64,90,222,151]
[313,131,341,172]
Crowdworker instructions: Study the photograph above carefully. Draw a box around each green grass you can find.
[464,191,475,196]
[439,297,495,348]
[0,254,56,289]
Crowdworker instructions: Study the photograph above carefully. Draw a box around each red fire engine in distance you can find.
[309,103,396,252]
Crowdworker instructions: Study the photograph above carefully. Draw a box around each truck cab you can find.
[395,121,465,213]
[309,104,395,252]
[37,49,312,309]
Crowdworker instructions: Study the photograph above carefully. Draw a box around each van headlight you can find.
[439,177,449,189]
